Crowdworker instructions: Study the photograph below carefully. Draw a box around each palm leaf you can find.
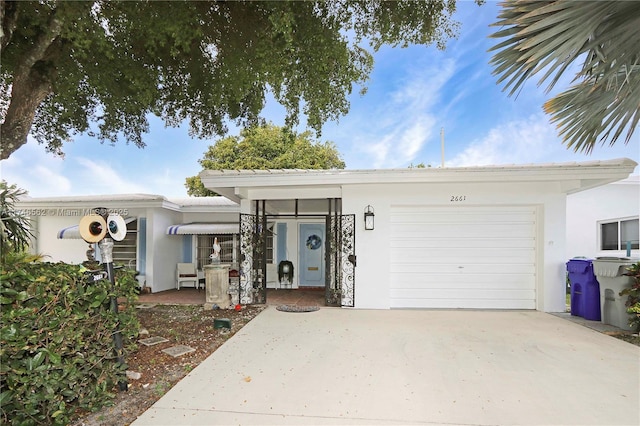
[489,0,640,153]
[543,66,640,153]
[0,181,34,260]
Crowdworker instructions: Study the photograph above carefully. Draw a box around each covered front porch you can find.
[235,197,355,307]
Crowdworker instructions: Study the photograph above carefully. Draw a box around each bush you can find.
[621,262,640,332]
[0,253,139,425]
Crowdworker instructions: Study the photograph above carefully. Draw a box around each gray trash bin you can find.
[592,257,636,331]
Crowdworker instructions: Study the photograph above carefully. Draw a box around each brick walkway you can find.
[137,287,325,307]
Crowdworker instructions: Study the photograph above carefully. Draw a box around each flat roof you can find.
[199,158,638,202]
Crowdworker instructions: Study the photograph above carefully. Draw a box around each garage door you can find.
[390,206,537,309]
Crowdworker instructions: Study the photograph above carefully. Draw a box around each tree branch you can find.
[0,0,19,53]
[1,5,63,160]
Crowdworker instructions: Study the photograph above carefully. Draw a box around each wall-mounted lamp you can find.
[364,205,375,230]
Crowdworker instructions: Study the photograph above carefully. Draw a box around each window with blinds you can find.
[113,220,137,267]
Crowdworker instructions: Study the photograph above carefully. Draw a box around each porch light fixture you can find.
[364,205,375,230]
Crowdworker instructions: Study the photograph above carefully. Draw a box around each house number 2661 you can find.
[450,195,467,202]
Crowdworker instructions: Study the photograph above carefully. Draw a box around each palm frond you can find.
[543,65,640,153]
[490,0,640,153]
[0,181,34,260]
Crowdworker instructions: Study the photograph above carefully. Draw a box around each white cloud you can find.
[1,135,196,198]
[447,114,563,167]
[73,157,149,195]
[146,167,191,198]
[0,138,72,196]
[448,112,640,169]
[358,59,456,168]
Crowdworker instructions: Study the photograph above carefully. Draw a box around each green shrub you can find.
[0,253,139,425]
[621,262,640,332]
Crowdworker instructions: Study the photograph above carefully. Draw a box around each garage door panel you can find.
[392,298,536,310]
[390,205,537,310]
[391,224,536,239]
[390,263,536,275]
[390,274,535,289]
[390,248,535,263]
[390,238,536,249]
[391,288,535,301]
[391,210,535,223]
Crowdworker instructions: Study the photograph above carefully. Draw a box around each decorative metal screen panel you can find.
[326,214,355,307]
[238,214,254,304]
[238,213,266,305]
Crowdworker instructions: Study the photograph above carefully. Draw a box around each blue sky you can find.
[2,1,638,198]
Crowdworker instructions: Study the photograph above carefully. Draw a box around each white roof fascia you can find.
[16,199,173,212]
[15,194,238,213]
[18,193,166,203]
[199,158,637,197]
[167,196,239,213]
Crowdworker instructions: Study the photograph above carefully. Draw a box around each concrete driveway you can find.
[133,307,640,425]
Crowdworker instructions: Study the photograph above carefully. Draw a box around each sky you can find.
[2,1,638,198]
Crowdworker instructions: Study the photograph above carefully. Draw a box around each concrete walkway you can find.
[133,307,640,425]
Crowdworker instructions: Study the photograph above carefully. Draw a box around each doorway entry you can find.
[299,223,326,287]
[239,199,355,307]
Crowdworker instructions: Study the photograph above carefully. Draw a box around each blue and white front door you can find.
[299,223,325,287]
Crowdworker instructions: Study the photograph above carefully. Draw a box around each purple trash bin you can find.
[566,259,601,321]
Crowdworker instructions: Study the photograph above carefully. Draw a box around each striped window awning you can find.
[166,223,239,235]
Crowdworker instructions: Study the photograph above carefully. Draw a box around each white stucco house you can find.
[17,158,637,313]
[17,194,240,292]
[566,175,639,259]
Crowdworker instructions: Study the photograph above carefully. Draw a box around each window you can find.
[265,223,274,265]
[197,235,238,270]
[195,225,275,270]
[600,218,639,250]
[113,220,137,267]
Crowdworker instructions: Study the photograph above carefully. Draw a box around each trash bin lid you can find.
[592,258,634,277]
[566,259,592,273]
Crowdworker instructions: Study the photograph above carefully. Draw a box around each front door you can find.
[299,223,325,287]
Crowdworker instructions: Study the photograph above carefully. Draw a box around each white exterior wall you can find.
[542,194,568,313]
[147,209,183,292]
[15,197,240,293]
[27,207,150,265]
[342,181,568,312]
[31,215,88,263]
[566,178,640,259]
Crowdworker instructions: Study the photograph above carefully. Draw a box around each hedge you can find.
[0,254,140,425]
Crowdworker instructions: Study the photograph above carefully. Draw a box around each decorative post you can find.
[98,236,128,392]
[78,207,129,392]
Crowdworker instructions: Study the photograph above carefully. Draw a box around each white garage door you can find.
[390,206,537,309]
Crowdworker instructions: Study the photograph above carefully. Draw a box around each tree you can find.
[185,123,345,196]
[0,181,34,261]
[0,0,470,161]
[489,1,640,153]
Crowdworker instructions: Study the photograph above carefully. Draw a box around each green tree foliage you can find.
[0,0,469,160]
[621,262,640,332]
[489,1,640,153]
[0,181,34,261]
[408,162,429,168]
[0,253,139,425]
[186,123,345,196]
